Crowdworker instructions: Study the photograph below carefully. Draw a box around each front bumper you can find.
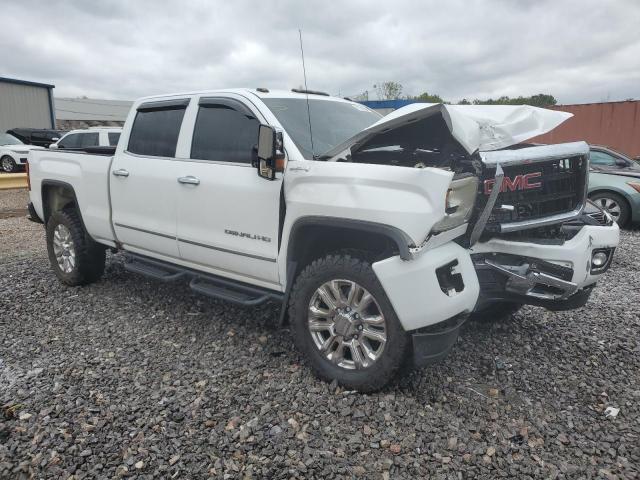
[373,223,618,329]
[373,242,480,332]
[470,223,619,310]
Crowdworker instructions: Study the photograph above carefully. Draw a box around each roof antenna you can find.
[298,29,315,158]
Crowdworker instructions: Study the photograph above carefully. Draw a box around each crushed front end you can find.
[468,142,619,312]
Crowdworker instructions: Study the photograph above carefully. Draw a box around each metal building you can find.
[0,77,56,133]
[55,97,133,130]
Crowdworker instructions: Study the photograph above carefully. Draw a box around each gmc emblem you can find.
[484,172,542,195]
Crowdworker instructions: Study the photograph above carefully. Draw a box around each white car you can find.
[51,128,122,150]
[27,89,619,391]
[0,132,43,173]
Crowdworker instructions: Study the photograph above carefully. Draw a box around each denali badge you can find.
[224,229,271,243]
[484,172,542,195]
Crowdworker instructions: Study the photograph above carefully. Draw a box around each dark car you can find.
[6,128,66,147]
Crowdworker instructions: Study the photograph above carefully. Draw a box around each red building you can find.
[532,100,640,158]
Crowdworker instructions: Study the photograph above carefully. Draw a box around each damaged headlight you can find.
[432,175,478,233]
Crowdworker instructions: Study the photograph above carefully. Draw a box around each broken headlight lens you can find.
[432,175,478,233]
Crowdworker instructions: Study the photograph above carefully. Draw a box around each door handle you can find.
[112,169,129,177]
[178,176,200,185]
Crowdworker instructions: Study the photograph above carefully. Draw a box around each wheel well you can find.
[42,183,78,224]
[288,223,400,278]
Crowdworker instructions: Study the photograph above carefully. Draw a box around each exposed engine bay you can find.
[345,112,479,173]
[323,102,599,246]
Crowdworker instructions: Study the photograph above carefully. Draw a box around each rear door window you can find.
[108,132,121,146]
[128,100,189,157]
[79,133,99,148]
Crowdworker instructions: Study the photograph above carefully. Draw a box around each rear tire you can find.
[1,155,17,173]
[46,209,106,286]
[469,302,523,323]
[289,253,409,392]
[590,192,630,226]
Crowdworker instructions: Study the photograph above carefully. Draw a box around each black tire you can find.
[1,155,17,173]
[589,192,630,226]
[46,209,106,286]
[289,253,409,392]
[469,301,523,323]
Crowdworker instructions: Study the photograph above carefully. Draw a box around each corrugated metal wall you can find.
[531,101,640,158]
[0,81,53,132]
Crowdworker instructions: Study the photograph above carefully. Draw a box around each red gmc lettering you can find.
[484,172,542,195]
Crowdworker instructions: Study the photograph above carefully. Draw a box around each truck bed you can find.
[28,149,116,245]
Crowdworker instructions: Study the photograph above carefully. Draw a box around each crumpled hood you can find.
[325,103,573,159]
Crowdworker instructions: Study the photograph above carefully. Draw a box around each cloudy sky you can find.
[2,0,638,103]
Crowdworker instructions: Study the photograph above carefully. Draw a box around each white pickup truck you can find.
[27,88,619,391]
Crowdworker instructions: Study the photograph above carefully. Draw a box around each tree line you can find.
[372,81,557,107]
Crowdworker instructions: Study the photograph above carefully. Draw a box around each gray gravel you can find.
[1,214,639,478]
[0,189,44,262]
[0,188,29,214]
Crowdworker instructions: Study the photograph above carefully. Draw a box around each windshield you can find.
[0,133,23,146]
[263,98,381,159]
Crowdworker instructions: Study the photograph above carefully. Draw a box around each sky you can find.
[1,0,639,104]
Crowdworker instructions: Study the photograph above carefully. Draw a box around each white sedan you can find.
[0,132,43,173]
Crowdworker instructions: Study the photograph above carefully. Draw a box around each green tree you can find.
[374,81,404,100]
[414,91,445,103]
[472,93,557,107]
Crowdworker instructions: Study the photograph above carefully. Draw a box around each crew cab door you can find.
[110,98,190,258]
[175,96,282,288]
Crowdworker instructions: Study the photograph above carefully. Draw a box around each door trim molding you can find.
[114,222,176,240]
[178,237,277,263]
[115,222,277,263]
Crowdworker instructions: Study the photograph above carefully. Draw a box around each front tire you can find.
[46,209,106,286]
[1,155,17,173]
[289,253,409,392]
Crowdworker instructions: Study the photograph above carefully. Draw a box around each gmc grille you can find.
[479,155,587,229]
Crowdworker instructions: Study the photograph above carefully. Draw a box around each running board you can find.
[124,256,186,282]
[124,253,283,306]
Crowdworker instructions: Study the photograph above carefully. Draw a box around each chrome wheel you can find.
[53,224,76,273]
[1,157,14,172]
[596,197,622,222]
[308,279,387,370]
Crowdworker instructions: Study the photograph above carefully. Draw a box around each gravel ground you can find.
[1,210,639,478]
[0,189,44,262]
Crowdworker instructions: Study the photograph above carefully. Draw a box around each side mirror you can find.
[615,158,629,167]
[256,124,284,180]
[49,143,59,149]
